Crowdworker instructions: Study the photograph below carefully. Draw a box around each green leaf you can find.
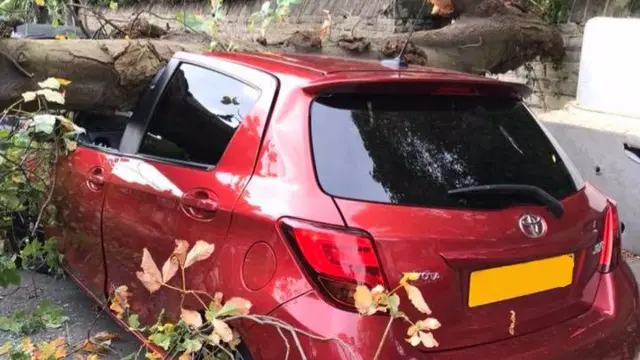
[149,332,171,350]
[181,338,203,353]
[388,293,400,315]
[128,314,140,329]
[109,1,118,11]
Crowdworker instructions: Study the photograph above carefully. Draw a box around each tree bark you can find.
[0,7,563,112]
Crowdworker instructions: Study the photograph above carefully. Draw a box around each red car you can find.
[50,51,640,359]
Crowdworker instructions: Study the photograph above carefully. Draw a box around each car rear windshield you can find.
[310,94,582,210]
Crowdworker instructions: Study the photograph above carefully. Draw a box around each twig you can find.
[276,327,291,360]
[30,272,38,299]
[68,3,127,36]
[31,132,57,237]
[373,317,394,360]
[0,50,33,78]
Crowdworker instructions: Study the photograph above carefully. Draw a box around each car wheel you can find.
[195,341,254,360]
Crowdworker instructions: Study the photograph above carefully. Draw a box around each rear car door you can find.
[101,54,277,324]
[308,91,610,351]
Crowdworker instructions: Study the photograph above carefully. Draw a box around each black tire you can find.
[195,341,254,360]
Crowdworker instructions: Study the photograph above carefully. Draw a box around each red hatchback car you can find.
[51,51,640,359]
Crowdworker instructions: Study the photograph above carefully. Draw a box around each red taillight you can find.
[277,217,385,307]
[599,200,622,273]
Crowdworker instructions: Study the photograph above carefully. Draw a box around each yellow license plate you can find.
[468,254,574,308]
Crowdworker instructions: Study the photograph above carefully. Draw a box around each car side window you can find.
[138,63,260,166]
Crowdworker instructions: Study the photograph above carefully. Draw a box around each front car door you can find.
[53,133,121,302]
[101,53,278,324]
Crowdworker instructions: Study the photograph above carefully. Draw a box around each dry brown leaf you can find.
[407,322,420,337]
[136,248,163,293]
[161,256,179,284]
[92,331,119,343]
[162,240,190,283]
[211,291,224,313]
[80,339,107,354]
[20,337,35,353]
[173,239,190,265]
[224,297,252,315]
[419,331,439,348]
[423,317,441,330]
[406,332,421,346]
[400,272,421,285]
[354,285,373,315]
[178,353,191,360]
[184,240,215,268]
[212,318,234,343]
[33,337,66,360]
[110,286,131,318]
[181,308,203,328]
[404,284,432,315]
[208,332,221,345]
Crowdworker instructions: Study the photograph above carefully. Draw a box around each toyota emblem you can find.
[518,214,547,238]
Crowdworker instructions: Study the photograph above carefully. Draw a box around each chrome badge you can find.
[518,214,547,239]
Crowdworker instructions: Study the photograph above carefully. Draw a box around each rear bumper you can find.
[248,262,640,360]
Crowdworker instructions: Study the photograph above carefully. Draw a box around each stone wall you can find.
[114,0,588,112]
[489,23,584,112]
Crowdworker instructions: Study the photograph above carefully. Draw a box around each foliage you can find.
[0,299,67,335]
[248,0,301,37]
[354,273,440,359]
[0,77,79,288]
[0,0,74,26]
[20,237,64,277]
[0,253,20,287]
[112,240,250,359]
[526,0,572,24]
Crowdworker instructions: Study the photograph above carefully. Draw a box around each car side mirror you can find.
[623,134,640,164]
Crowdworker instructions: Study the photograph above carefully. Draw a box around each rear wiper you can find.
[447,184,564,219]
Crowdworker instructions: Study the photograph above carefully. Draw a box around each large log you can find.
[0,5,563,113]
[0,39,205,112]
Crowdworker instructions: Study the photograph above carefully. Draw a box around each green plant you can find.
[20,237,63,277]
[0,299,68,335]
[0,77,80,288]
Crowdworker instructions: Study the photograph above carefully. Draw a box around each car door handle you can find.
[180,190,218,221]
[86,167,105,190]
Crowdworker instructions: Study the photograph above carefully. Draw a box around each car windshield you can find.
[309,93,582,210]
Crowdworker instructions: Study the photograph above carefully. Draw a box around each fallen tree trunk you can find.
[0,3,563,112]
[0,39,205,112]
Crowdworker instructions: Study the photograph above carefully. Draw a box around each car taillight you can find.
[599,199,622,273]
[277,217,386,307]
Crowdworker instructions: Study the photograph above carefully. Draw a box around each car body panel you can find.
[252,262,640,360]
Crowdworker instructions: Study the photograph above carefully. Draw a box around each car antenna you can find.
[381,1,428,69]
